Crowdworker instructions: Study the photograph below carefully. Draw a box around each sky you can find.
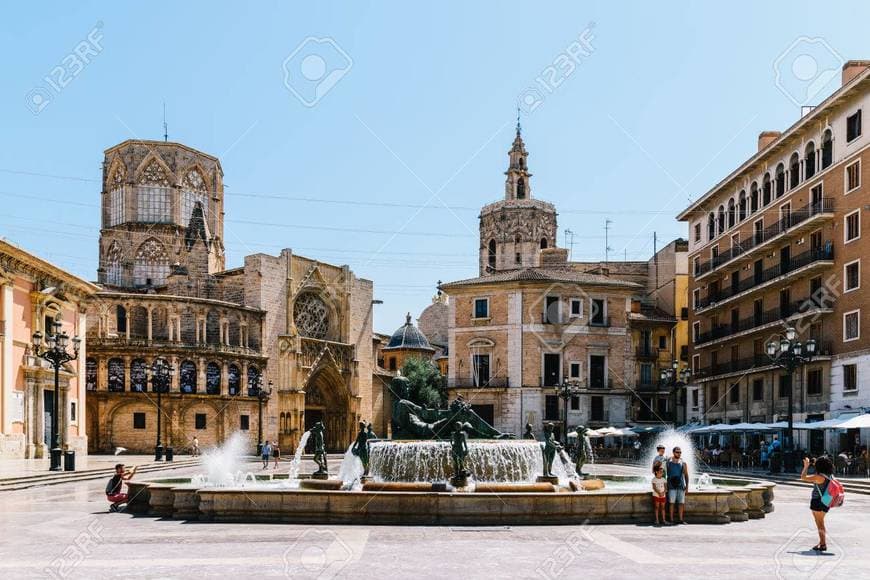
[1,1,868,333]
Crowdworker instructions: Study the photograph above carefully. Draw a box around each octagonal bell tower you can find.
[478,120,558,275]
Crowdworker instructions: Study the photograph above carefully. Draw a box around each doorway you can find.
[43,390,54,447]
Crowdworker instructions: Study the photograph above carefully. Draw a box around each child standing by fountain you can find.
[651,464,667,526]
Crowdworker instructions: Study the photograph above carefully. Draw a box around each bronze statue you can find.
[351,421,371,475]
[366,422,377,440]
[541,422,562,478]
[311,421,328,477]
[450,421,470,486]
[523,423,535,440]
[574,425,590,474]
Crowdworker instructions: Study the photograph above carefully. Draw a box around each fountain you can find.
[287,430,311,481]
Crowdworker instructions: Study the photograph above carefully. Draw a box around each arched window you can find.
[228,364,241,396]
[750,183,758,213]
[707,213,715,240]
[775,163,785,197]
[516,177,526,199]
[116,305,127,334]
[181,169,209,224]
[152,358,170,392]
[821,129,833,169]
[717,205,725,233]
[727,199,736,228]
[540,238,548,249]
[130,358,147,392]
[85,358,97,391]
[180,360,197,393]
[804,142,816,180]
[247,365,261,396]
[519,158,525,169]
[206,362,221,395]
[133,238,169,287]
[762,174,772,206]
[738,191,747,221]
[789,153,800,189]
[137,160,171,223]
[104,242,123,286]
[514,234,522,244]
[108,358,125,392]
[107,162,126,226]
[487,239,496,269]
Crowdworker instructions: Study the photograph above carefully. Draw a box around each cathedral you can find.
[85,139,380,454]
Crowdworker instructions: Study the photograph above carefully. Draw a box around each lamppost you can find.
[148,359,174,461]
[254,378,273,455]
[766,326,816,472]
[32,319,80,471]
[660,361,691,426]
[553,382,582,444]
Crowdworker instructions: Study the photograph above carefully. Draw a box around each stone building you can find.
[1,239,98,459]
[381,313,437,373]
[677,60,870,454]
[440,125,683,437]
[86,140,378,454]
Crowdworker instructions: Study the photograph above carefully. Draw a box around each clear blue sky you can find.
[1,2,867,333]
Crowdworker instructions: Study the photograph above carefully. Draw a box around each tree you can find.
[400,357,445,408]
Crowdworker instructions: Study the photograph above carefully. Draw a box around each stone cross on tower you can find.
[504,111,532,200]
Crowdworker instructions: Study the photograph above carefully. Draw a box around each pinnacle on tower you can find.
[505,112,531,200]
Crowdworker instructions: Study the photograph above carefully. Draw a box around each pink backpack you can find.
[819,476,845,508]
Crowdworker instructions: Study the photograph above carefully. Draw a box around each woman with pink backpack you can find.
[800,455,844,552]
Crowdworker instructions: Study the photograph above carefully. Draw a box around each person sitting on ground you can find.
[666,447,690,524]
[651,463,667,526]
[106,463,137,512]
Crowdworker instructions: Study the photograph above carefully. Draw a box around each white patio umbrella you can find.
[832,413,870,429]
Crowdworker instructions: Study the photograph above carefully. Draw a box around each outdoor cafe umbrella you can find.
[831,413,870,430]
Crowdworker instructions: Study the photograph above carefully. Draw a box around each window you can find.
[807,369,823,396]
[640,364,652,385]
[763,174,772,205]
[487,240,496,269]
[206,362,221,395]
[693,256,700,276]
[590,395,605,421]
[845,210,860,243]
[691,389,699,409]
[388,357,397,371]
[137,186,171,222]
[750,183,759,213]
[570,396,580,411]
[707,213,715,240]
[692,321,700,344]
[729,384,739,404]
[228,364,241,396]
[845,260,860,292]
[85,358,97,391]
[752,379,764,402]
[569,362,581,379]
[516,177,525,199]
[778,374,792,398]
[844,310,860,341]
[544,295,560,324]
[589,298,606,326]
[116,305,127,333]
[710,385,719,407]
[109,186,125,226]
[130,359,147,392]
[540,238,548,249]
[846,160,861,192]
[133,412,146,429]
[545,395,559,420]
[180,360,197,393]
[846,109,862,142]
[821,129,833,169]
[658,335,667,349]
[843,364,858,391]
[195,413,207,430]
[240,415,250,430]
[805,142,816,179]
[789,153,800,189]
[108,358,125,392]
[473,298,489,319]
[692,288,700,310]
[694,223,701,242]
[515,252,521,265]
[133,238,169,286]
[472,354,490,386]
[692,354,700,375]
[70,401,77,422]
[181,171,209,223]
[775,164,785,197]
[104,242,123,286]
[570,298,582,317]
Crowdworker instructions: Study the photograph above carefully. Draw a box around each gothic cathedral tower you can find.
[478,121,558,275]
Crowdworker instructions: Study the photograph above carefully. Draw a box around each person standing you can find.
[191,436,200,457]
[651,463,667,526]
[272,441,281,469]
[666,447,690,524]
[652,444,667,467]
[261,440,272,470]
[801,456,835,552]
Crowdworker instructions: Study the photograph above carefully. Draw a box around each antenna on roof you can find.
[516,106,521,135]
[604,219,613,264]
[564,228,575,260]
[162,102,168,142]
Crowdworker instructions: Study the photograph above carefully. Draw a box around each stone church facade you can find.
[86,139,378,454]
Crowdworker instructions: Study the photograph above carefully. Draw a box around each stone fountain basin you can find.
[126,477,774,525]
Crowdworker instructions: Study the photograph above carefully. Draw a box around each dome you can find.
[384,313,435,352]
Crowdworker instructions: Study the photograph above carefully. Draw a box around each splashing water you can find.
[288,430,311,480]
[338,443,365,488]
[197,432,251,487]
[645,429,708,486]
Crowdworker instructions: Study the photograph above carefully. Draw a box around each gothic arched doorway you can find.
[303,365,354,453]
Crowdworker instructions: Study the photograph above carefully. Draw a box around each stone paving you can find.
[0,460,868,579]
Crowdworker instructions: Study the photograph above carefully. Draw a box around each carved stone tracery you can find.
[293,293,329,339]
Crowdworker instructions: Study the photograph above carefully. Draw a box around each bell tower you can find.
[504,114,532,200]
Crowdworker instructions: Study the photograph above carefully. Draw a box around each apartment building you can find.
[677,61,870,454]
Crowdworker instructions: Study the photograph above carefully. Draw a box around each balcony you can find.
[636,346,659,360]
[586,377,613,389]
[694,197,834,279]
[695,297,833,347]
[695,342,832,380]
[446,377,510,388]
[695,245,834,312]
[88,336,262,357]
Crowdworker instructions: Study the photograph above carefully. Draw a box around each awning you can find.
[832,413,870,429]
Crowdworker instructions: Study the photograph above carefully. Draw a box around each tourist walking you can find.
[106,463,137,513]
[801,456,840,552]
[261,440,272,469]
[666,447,689,524]
[191,436,200,457]
[272,441,281,469]
[651,463,667,526]
[768,435,782,474]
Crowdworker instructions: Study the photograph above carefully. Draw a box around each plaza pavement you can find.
[0,460,868,579]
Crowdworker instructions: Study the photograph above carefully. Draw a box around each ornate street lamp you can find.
[553,382,582,444]
[660,360,691,426]
[148,359,175,461]
[32,319,80,471]
[766,326,816,472]
[253,378,274,455]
